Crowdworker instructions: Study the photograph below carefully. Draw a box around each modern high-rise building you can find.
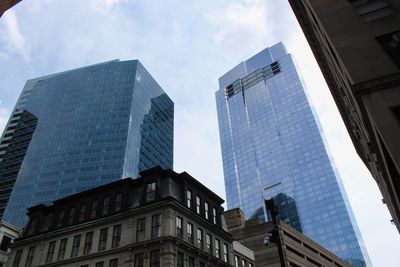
[288,0,400,232]
[215,43,370,266]
[0,60,174,227]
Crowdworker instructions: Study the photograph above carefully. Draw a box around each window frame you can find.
[112,224,122,248]
[57,238,67,261]
[71,234,81,257]
[46,241,56,263]
[137,218,146,242]
[98,228,108,251]
[83,231,93,255]
[152,214,161,239]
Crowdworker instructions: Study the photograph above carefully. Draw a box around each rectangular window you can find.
[206,233,212,253]
[71,235,81,257]
[95,262,104,267]
[0,235,11,251]
[146,182,156,202]
[235,256,240,267]
[46,241,56,263]
[176,217,183,239]
[67,207,76,225]
[197,228,203,249]
[109,259,118,267]
[112,224,122,248]
[83,231,93,255]
[199,261,205,267]
[98,228,108,251]
[249,263,254,267]
[187,222,193,244]
[215,239,220,258]
[26,246,35,267]
[90,200,98,219]
[186,190,192,208]
[78,203,87,222]
[150,250,160,267]
[115,192,123,211]
[152,214,161,238]
[137,218,146,241]
[57,238,67,260]
[204,202,209,219]
[223,243,228,262]
[242,259,247,267]
[196,196,201,214]
[188,257,195,267]
[57,210,65,227]
[102,196,110,215]
[135,253,144,267]
[212,208,217,224]
[177,252,184,267]
[13,249,23,267]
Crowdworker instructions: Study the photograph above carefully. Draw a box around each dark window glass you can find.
[146,182,156,202]
[135,253,144,267]
[206,233,212,253]
[186,190,192,208]
[199,261,205,267]
[204,202,209,219]
[67,207,76,225]
[95,262,104,267]
[102,196,110,215]
[90,200,98,219]
[223,243,228,262]
[115,192,123,211]
[57,210,65,227]
[83,231,93,255]
[26,246,35,267]
[109,259,118,267]
[137,218,146,241]
[150,250,160,267]
[45,241,56,263]
[189,257,195,267]
[0,235,11,251]
[152,214,161,238]
[57,238,67,260]
[242,259,247,267]
[79,203,87,222]
[215,239,220,258]
[71,235,81,257]
[187,222,193,244]
[196,196,201,214]
[212,208,217,224]
[99,228,108,251]
[13,249,23,267]
[176,217,183,239]
[197,228,203,249]
[112,224,122,248]
[177,252,184,267]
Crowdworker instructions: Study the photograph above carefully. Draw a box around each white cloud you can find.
[1,10,31,62]
[89,0,124,14]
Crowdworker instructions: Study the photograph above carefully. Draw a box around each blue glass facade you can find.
[216,43,370,266]
[1,60,173,227]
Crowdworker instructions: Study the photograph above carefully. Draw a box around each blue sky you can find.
[1,0,399,265]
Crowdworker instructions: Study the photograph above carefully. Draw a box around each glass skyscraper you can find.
[0,59,173,227]
[216,42,370,266]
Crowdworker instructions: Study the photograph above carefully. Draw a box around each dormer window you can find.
[146,182,156,202]
[67,207,76,225]
[186,190,192,208]
[102,196,110,215]
[205,202,209,219]
[196,196,201,214]
[115,193,123,211]
[56,211,65,227]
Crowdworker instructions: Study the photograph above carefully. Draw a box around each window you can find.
[83,232,93,255]
[235,256,240,267]
[0,235,12,251]
[90,200,98,219]
[223,243,228,262]
[146,182,156,202]
[46,241,56,263]
[215,239,221,258]
[26,246,35,267]
[199,261,205,267]
[196,196,201,214]
[206,233,212,253]
[176,217,183,238]
[109,259,118,267]
[188,257,195,267]
[115,192,123,211]
[186,190,192,208]
[212,208,217,224]
[95,262,104,267]
[137,218,146,241]
[197,228,203,249]
[135,253,144,267]
[152,214,161,238]
[242,259,247,267]
[71,235,81,257]
[67,207,76,225]
[187,222,193,244]
[13,249,23,267]
[57,210,65,227]
[102,196,110,215]
[99,228,108,251]
[79,203,87,222]
[204,202,209,219]
[177,252,184,267]
[249,263,254,267]
[112,224,122,248]
[57,238,67,260]
[150,250,160,267]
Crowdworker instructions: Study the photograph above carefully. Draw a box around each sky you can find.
[0,0,399,265]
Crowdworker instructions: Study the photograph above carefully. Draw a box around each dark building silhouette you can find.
[0,0,22,17]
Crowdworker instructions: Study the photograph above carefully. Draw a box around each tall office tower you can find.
[288,0,400,232]
[215,43,370,266]
[0,60,174,227]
